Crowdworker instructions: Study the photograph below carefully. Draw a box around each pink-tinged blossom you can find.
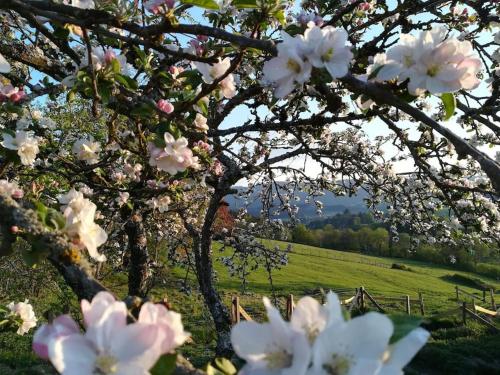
[0,84,26,102]
[0,179,23,198]
[33,315,80,359]
[157,99,175,114]
[138,302,190,353]
[144,0,175,14]
[193,58,236,98]
[1,130,40,166]
[377,27,482,95]
[35,292,189,375]
[262,32,312,98]
[47,293,159,375]
[148,133,200,175]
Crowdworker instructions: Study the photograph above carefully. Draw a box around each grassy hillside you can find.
[1,240,500,373]
[201,240,500,314]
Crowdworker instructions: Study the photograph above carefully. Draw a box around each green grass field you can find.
[203,240,500,314]
[1,240,500,374]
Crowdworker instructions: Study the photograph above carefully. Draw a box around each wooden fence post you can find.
[405,295,411,315]
[490,289,496,310]
[462,301,467,325]
[231,296,240,325]
[286,294,294,320]
[418,292,425,315]
[455,285,459,300]
[360,286,365,311]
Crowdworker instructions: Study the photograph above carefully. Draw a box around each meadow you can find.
[1,240,500,374]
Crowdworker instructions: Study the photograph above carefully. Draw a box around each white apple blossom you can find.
[1,130,40,166]
[71,0,94,9]
[194,113,209,133]
[380,328,430,375]
[262,32,312,98]
[193,57,236,98]
[58,189,108,261]
[148,195,171,213]
[0,52,10,73]
[7,300,37,336]
[303,23,353,79]
[231,297,311,375]
[308,312,394,375]
[232,292,430,375]
[72,137,101,165]
[148,133,200,175]
[290,293,343,343]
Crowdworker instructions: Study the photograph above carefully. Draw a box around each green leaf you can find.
[388,314,423,344]
[214,358,237,375]
[151,354,177,375]
[180,0,219,10]
[232,0,258,8]
[441,93,456,121]
[46,209,66,231]
[114,74,138,90]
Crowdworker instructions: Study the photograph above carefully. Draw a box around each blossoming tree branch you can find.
[0,0,499,373]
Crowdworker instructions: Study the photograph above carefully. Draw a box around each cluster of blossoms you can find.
[263,23,353,98]
[148,133,200,175]
[375,27,482,95]
[0,179,23,198]
[58,189,108,261]
[231,292,429,375]
[33,291,189,374]
[1,300,37,336]
[1,130,40,166]
[16,109,56,130]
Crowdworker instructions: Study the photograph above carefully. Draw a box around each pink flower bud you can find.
[104,49,117,64]
[10,226,19,234]
[11,189,24,199]
[157,99,174,114]
[10,90,26,103]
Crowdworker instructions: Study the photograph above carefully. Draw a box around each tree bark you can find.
[0,194,108,301]
[192,235,232,357]
[125,213,150,297]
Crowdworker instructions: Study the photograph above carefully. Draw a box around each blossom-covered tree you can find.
[0,0,499,371]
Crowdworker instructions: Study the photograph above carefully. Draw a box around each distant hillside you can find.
[225,186,369,220]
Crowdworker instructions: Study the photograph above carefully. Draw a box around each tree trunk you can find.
[193,236,232,357]
[125,213,150,297]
